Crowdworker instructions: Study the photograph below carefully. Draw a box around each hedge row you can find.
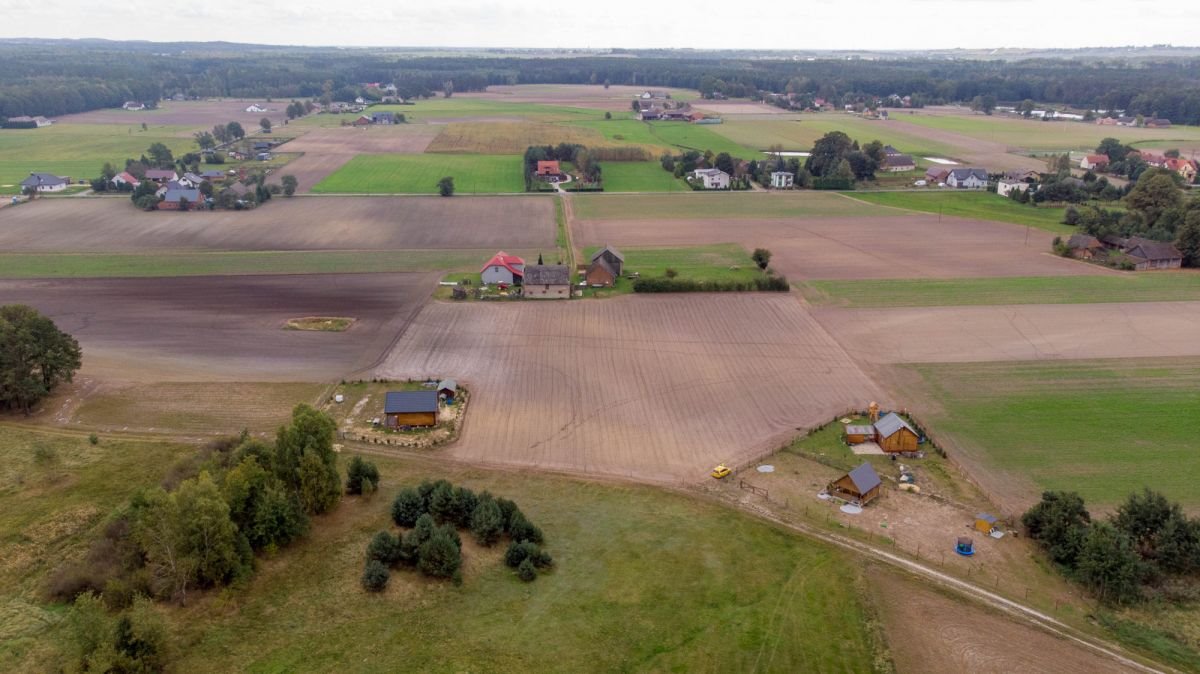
[632,276,791,293]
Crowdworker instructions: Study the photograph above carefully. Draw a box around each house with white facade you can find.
[946,168,988,189]
[770,171,794,188]
[691,168,731,189]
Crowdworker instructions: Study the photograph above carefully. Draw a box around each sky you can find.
[1,0,1198,50]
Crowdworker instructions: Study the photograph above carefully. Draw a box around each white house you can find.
[20,172,69,192]
[1080,154,1109,171]
[882,154,916,172]
[111,172,140,189]
[770,171,794,188]
[996,179,1030,198]
[691,168,731,189]
[122,101,145,111]
[245,104,267,113]
[946,168,988,189]
[480,251,526,285]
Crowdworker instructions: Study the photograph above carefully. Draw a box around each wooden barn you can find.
[844,424,875,445]
[384,390,438,428]
[873,413,919,454]
[827,462,882,506]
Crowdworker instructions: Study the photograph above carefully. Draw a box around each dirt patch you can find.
[376,294,887,483]
[869,567,1129,674]
[285,317,356,332]
[0,273,435,381]
[576,213,1106,281]
[814,301,1200,363]
[0,197,556,253]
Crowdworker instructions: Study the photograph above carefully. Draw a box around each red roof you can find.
[116,171,140,185]
[1166,158,1196,172]
[1084,154,1109,164]
[481,251,525,276]
[536,161,560,175]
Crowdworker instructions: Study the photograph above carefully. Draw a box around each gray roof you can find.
[385,390,438,414]
[883,145,901,155]
[949,168,988,182]
[437,379,457,392]
[591,244,625,263]
[1067,234,1102,250]
[874,412,916,439]
[524,264,570,285]
[162,187,201,202]
[845,425,875,436]
[145,169,177,180]
[847,462,882,494]
[588,256,618,278]
[693,168,729,178]
[1125,237,1182,262]
[886,154,915,167]
[20,172,67,187]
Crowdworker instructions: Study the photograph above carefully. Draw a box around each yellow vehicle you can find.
[711,464,731,479]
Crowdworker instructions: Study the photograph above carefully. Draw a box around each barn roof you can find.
[591,244,625,263]
[874,412,916,439]
[481,251,525,276]
[437,379,457,392]
[845,425,875,436]
[525,264,570,285]
[588,257,617,279]
[846,462,882,494]
[1067,234,1102,250]
[385,390,438,414]
[20,172,67,187]
[1125,237,1182,262]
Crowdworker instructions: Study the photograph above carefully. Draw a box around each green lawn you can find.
[311,154,525,194]
[897,113,1200,152]
[845,191,1072,234]
[910,359,1200,507]
[598,161,689,192]
[801,273,1200,308]
[567,119,756,158]
[573,191,891,220]
[710,115,959,157]
[370,99,611,122]
[581,243,762,296]
[0,249,541,279]
[0,124,196,194]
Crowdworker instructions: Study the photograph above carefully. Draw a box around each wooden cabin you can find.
[874,413,919,453]
[827,462,882,506]
[844,424,875,445]
[384,390,438,428]
[585,257,617,287]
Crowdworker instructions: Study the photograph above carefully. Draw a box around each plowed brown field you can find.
[0,196,555,252]
[575,214,1103,281]
[1,273,434,381]
[376,294,886,482]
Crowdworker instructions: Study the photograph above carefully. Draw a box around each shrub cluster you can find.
[363,480,550,590]
[811,176,854,190]
[633,275,790,293]
[346,455,381,495]
[1023,489,1200,604]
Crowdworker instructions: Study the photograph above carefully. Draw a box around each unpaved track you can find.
[576,214,1105,280]
[376,294,887,482]
[814,301,1200,363]
[0,197,555,252]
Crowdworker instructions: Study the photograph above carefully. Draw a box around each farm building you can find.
[1066,234,1104,260]
[843,424,875,445]
[1144,118,1172,129]
[144,169,178,184]
[3,115,53,128]
[436,379,457,399]
[20,172,69,193]
[1123,237,1183,270]
[925,168,950,184]
[481,251,525,285]
[874,413,920,453]
[370,112,397,124]
[586,257,618,287]
[122,101,146,111]
[535,161,561,178]
[827,462,882,506]
[157,186,202,210]
[946,168,988,189]
[384,390,439,428]
[770,171,794,188]
[882,154,916,172]
[111,172,140,189]
[691,168,731,189]
[524,264,571,299]
[245,104,267,113]
[996,179,1029,198]
[1080,154,1109,171]
[591,245,625,276]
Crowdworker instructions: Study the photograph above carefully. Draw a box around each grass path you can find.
[845,191,1072,234]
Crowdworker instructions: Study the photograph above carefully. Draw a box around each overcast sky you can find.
[1,0,1198,49]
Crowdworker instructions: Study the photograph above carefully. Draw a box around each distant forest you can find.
[2,41,1200,124]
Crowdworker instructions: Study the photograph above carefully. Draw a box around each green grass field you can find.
[0,124,197,194]
[311,154,525,194]
[567,119,755,158]
[910,359,1200,507]
[711,115,960,157]
[574,191,890,220]
[845,191,1072,233]
[370,99,611,122]
[801,273,1200,308]
[598,161,689,192]
[898,114,1200,152]
[0,249,542,279]
[0,424,884,672]
[580,243,763,296]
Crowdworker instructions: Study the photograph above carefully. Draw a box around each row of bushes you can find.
[362,480,550,590]
[811,176,854,190]
[633,275,791,293]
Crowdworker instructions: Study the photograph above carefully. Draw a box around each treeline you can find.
[1024,489,1200,604]
[633,276,790,293]
[4,41,1200,122]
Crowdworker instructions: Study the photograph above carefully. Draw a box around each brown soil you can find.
[814,301,1200,363]
[0,196,556,252]
[884,117,1046,171]
[376,294,887,483]
[869,567,1129,674]
[0,273,435,382]
[279,126,439,192]
[575,214,1105,281]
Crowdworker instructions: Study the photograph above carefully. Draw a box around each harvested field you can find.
[376,294,886,483]
[816,301,1200,363]
[882,117,1046,171]
[0,274,435,381]
[576,213,1106,281]
[869,568,1129,674]
[572,191,891,220]
[0,197,555,252]
[902,108,1200,152]
[457,84,696,110]
[57,99,295,128]
[311,154,524,194]
[278,126,439,191]
[426,121,618,154]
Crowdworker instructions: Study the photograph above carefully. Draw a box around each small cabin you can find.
[827,462,882,506]
[437,379,458,400]
[874,413,919,453]
[844,424,874,445]
[384,390,438,428]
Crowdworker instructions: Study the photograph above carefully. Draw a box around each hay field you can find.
[572,191,889,220]
[0,197,555,252]
[457,83,697,108]
[900,111,1200,152]
[599,161,689,192]
[377,294,886,483]
[425,121,612,154]
[846,191,1072,233]
[311,154,524,194]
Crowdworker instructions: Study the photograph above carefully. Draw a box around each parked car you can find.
[913,180,927,187]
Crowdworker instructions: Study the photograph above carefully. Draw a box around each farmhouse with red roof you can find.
[481,251,526,285]
[1080,154,1109,171]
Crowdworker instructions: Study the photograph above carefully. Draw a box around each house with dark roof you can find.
[436,379,457,399]
[481,251,525,285]
[370,111,396,125]
[883,145,902,157]
[384,390,439,427]
[946,168,988,189]
[585,245,625,288]
[1123,237,1182,270]
[590,245,624,276]
[1066,234,1104,260]
[925,167,950,184]
[144,169,178,184]
[827,462,882,506]
[882,154,915,172]
[20,172,69,193]
[524,264,571,299]
[157,185,202,210]
[873,413,920,453]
